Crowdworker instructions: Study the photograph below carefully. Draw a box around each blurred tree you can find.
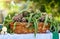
[29,0,60,16]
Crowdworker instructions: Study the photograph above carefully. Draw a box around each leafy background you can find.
[0,0,60,33]
[0,0,60,22]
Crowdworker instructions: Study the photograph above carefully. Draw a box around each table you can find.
[0,33,52,39]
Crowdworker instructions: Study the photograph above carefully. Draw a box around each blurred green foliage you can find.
[2,0,60,35]
[26,0,60,22]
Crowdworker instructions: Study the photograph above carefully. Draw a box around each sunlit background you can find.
[0,0,60,23]
[0,0,60,37]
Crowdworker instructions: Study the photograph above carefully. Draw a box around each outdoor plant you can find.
[3,0,60,38]
[3,9,60,38]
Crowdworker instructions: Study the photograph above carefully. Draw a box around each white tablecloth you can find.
[0,33,52,39]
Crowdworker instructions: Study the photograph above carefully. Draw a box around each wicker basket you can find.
[10,22,50,34]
